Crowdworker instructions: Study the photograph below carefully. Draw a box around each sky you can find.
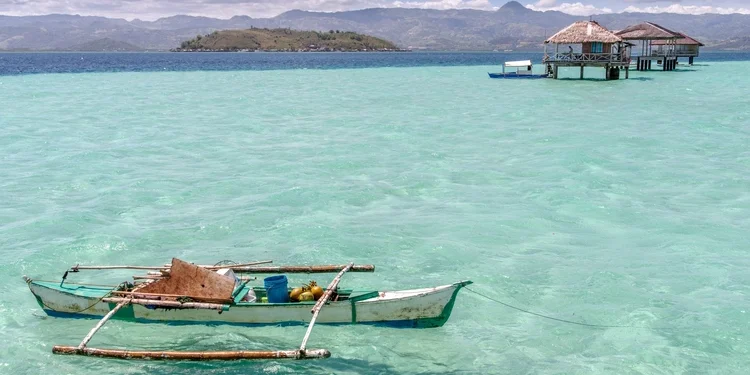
[0,0,749,20]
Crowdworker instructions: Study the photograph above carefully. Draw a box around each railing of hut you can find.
[546,53,628,63]
[650,50,680,57]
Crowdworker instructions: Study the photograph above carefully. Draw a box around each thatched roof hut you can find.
[651,32,704,46]
[542,21,630,80]
[615,22,678,40]
[545,21,622,44]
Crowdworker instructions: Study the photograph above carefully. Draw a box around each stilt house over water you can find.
[543,21,631,80]
[651,32,704,65]
[615,22,679,71]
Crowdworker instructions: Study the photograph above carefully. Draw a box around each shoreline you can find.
[169,48,412,53]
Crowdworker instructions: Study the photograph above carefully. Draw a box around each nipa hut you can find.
[615,22,679,71]
[543,21,631,80]
[651,32,704,65]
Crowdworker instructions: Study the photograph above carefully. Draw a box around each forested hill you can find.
[173,28,402,52]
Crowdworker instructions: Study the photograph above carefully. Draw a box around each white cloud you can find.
[392,0,495,10]
[526,2,613,16]
[622,4,750,15]
[534,0,557,7]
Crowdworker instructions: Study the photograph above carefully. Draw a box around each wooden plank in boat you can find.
[136,258,234,302]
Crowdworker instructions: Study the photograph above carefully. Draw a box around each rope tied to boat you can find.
[38,281,133,314]
[465,287,674,330]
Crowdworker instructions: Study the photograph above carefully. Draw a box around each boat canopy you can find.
[505,60,532,67]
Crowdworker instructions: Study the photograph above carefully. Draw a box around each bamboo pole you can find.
[28,280,121,288]
[52,346,331,360]
[77,299,131,350]
[102,298,229,311]
[193,260,273,270]
[71,260,272,272]
[132,275,256,282]
[132,275,162,280]
[110,291,231,303]
[232,264,373,274]
[299,262,354,353]
[75,265,169,271]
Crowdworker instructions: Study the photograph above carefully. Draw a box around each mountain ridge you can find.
[2,5,750,51]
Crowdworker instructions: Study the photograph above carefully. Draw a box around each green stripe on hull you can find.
[412,281,472,328]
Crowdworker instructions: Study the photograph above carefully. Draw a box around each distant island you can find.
[172,28,406,52]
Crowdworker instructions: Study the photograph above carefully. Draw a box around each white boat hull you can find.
[27,280,471,328]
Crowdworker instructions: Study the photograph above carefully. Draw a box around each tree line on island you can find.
[172,28,406,52]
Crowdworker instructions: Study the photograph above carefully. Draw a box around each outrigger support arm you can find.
[299,262,354,354]
[77,299,132,351]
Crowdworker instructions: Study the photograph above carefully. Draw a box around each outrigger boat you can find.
[488,59,549,79]
[24,258,472,361]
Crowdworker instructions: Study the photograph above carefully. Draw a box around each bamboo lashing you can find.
[52,346,331,360]
[299,262,354,353]
[232,264,373,274]
[77,298,131,351]
[102,297,229,311]
[70,260,273,271]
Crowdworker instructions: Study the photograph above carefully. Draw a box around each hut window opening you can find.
[591,42,603,53]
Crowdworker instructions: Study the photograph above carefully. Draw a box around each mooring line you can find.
[465,287,673,330]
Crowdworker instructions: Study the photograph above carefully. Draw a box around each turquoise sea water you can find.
[1,59,749,374]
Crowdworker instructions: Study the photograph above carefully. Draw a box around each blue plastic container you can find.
[264,275,289,303]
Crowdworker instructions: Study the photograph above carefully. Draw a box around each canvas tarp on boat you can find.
[136,258,235,302]
[505,60,532,67]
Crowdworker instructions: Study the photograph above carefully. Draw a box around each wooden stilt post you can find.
[553,65,559,79]
[77,299,131,351]
[580,65,584,80]
[299,263,354,354]
[625,67,629,79]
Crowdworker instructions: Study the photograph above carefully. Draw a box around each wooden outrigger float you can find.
[25,258,471,361]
